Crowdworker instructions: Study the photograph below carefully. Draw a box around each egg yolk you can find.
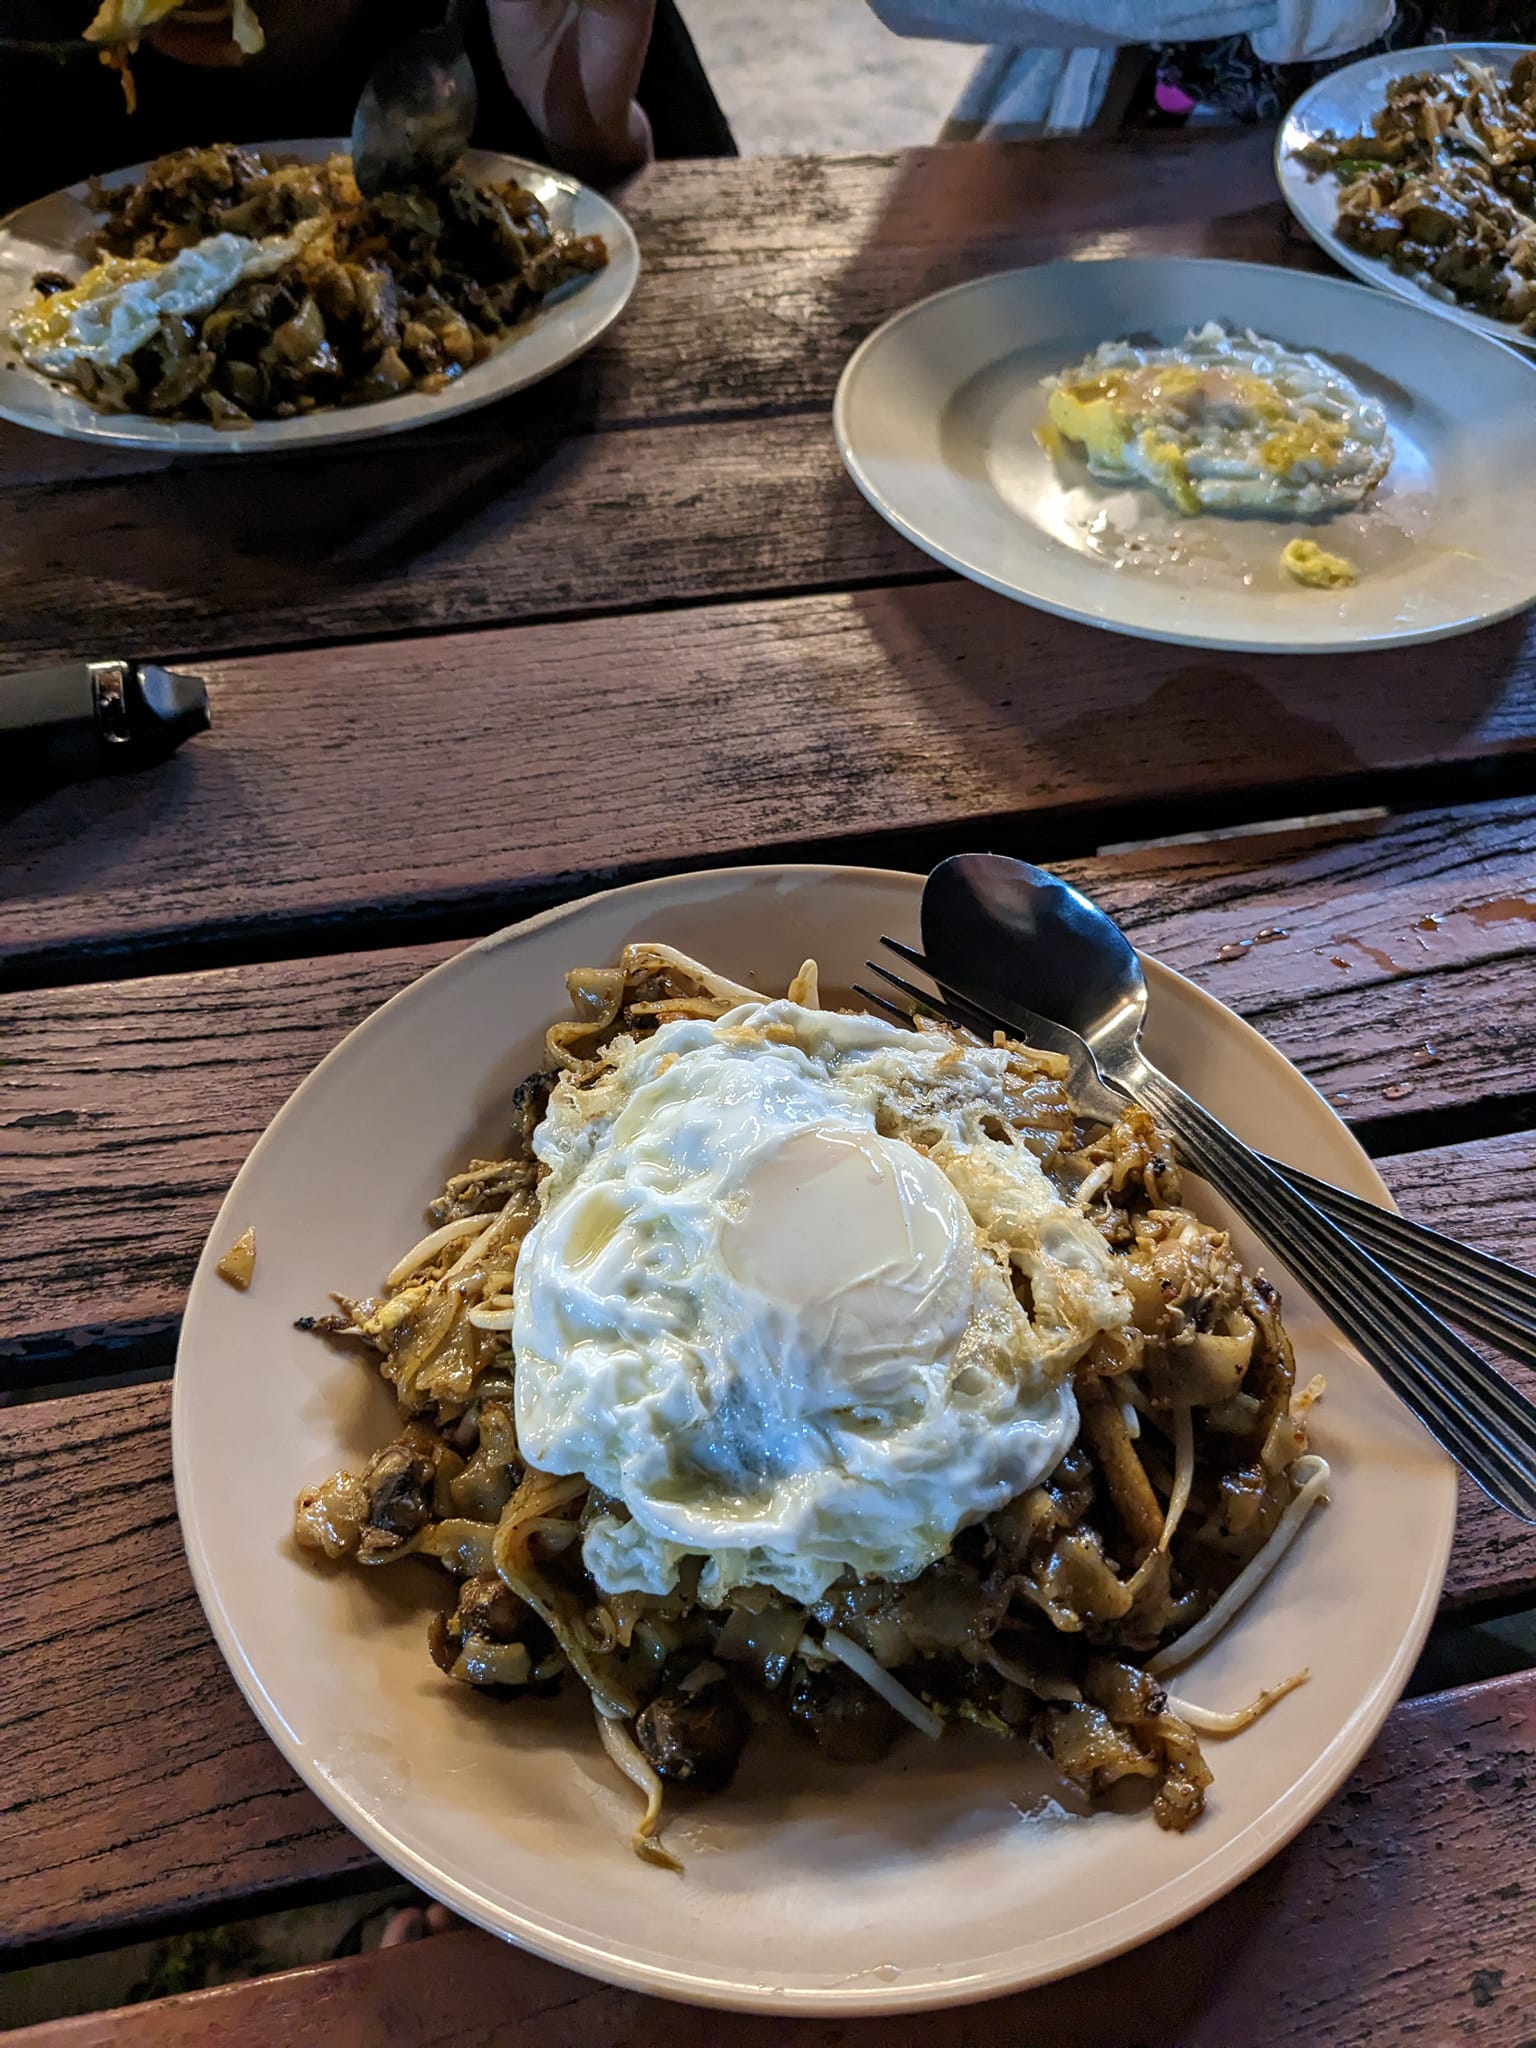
[720,1126,973,1402]
[1045,362,1303,517]
[1261,416,1347,476]
[12,256,162,352]
[1282,538,1358,587]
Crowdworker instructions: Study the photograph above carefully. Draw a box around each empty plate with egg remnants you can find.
[835,255,1536,652]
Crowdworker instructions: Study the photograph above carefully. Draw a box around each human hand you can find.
[486,0,655,174]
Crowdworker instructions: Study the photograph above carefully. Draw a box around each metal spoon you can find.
[351,0,477,198]
[915,851,1536,1522]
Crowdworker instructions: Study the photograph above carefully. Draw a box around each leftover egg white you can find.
[7,225,313,381]
[1043,323,1392,518]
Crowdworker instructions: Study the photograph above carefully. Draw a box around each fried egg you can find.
[513,999,1131,1605]
[1044,323,1392,517]
[8,227,307,380]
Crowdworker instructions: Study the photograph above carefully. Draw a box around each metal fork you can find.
[862,941,1536,1523]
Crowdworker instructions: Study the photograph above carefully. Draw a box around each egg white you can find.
[1045,322,1392,517]
[9,225,313,379]
[513,1000,1130,1605]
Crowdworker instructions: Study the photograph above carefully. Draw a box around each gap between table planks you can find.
[8,1668,1534,2047]
[7,793,1536,1372]
[7,582,1536,986]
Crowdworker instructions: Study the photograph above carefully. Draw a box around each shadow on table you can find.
[0,349,613,669]
[0,739,261,921]
[820,125,1308,368]
[838,572,1533,845]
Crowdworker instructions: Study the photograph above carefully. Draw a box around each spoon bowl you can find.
[921,852,1147,1071]
[351,0,478,199]
[915,849,1536,1521]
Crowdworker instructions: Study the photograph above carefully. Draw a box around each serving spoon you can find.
[351,0,477,198]
[871,852,1536,1521]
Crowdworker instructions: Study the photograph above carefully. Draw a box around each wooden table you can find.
[4,127,1536,2045]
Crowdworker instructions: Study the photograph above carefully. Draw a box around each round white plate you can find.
[834,254,1536,652]
[1278,43,1535,352]
[0,140,640,454]
[174,864,1455,2015]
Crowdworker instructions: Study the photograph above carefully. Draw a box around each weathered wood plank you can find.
[1,937,453,1369]
[0,415,932,669]
[0,131,1319,666]
[605,130,1289,265]
[1075,801,1536,1135]
[2,1130,1533,1951]
[7,797,1536,1369]
[7,579,1536,979]
[0,1382,376,1957]
[7,1555,1534,2044]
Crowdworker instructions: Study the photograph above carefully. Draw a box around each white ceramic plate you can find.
[0,141,639,454]
[834,254,1536,652]
[1278,43,1535,351]
[174,864,1455,2015]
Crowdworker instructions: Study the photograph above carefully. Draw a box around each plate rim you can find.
[171,861,1456,2015]
[1275,41,1536,354]
[833,251,1536,654]
[0,138,640,455]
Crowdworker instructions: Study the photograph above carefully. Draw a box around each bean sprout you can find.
[1149,1456,1332,1677]
[386,1213,497,1287]
[1164,1668,1309,1735]
[821,1631,944,1740]
[594,1705,680,1873]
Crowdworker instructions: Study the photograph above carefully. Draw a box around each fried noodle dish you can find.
[7,144,607,426]
[1296,54,1536,333]
[295,947,1330,1867]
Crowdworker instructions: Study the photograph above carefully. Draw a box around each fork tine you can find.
[879,935,932,972]
[874,940,1018,1040]
[852,982,917,1027]
[862,959,990,1037]
[862,959,942,1010]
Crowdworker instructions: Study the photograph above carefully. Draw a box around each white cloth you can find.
[866,0,1396,133]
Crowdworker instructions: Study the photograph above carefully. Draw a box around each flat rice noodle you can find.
[384,1288,460,1405]
[547,967,627,1065]
[492,1474,649,1718]
[366,1517,500,1577]
[449,1399,521,1520]
[716,1601,806,1688]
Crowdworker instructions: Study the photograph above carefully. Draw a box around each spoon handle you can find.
[1131,1058,1536,1522]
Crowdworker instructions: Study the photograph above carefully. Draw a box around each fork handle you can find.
[1265,1159,1536,1366]
[1129,1058,1536,1523]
